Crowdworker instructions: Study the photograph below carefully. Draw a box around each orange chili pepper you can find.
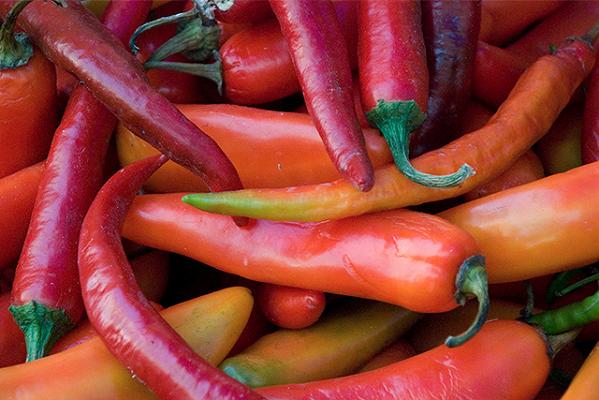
[440,160,599,283]
[182,29,597,222]
[0,162,43,270]
[116,104,391,192]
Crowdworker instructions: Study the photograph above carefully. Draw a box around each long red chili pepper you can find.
[256,321,557,400]
[0,0,243,194]
[181,26,599,222]
[9,0,153,362]
[582,61,599,163]
[0,0,56,180]
[125,192,489,347]
[268,0,373,191]
[79,155,262,400]
[358,0,472,188]
[410,0,481,157]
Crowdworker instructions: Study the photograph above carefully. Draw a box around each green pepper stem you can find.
[0,0,33,70]
[444,255,489,347]
[546,269,586,305]
[145,55,223,95]
[367,100,475,188]
[581,22,599,46]
[556,271,599,297]
[9,301,74,361]
[546,329,580,359]
[147,18,221,64]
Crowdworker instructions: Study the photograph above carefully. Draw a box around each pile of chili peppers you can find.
[3,0,599,398]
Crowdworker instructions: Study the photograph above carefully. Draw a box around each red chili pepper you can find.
[126,193,489,347]
[479,0,563,45]
[268,0,373,191]
[0,0,243,194]
[79,155,262,400]
[409,0,481,157]
[181,27,598,222]
[472,41,528,108]
[0,162,43,270]
[256,320,554,400]
[256,284,326,330]
[0,0,57,180]
[9,0,153,362]
[582,60,599,163]
[211,0,272,24]
[358,0,471,188]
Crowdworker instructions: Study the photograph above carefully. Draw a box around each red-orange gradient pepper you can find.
[124,193,489,346]
[182,29,598,222]
[256,320,553,400]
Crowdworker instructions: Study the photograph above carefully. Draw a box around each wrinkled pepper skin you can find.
[256,320,550,400]
[116,104,392,192]
[124,193,479,313]
[181,32,596,222]
[0,287,254,400]
[440,160,599,283]
[220,299,419,387]
[0,162,43,270]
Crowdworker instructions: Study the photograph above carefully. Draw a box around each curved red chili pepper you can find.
[79,155,262,400]
[410,0,481,157]
[0,0,243,194]
[9,0,153,362]
[269,0,374,191]
[358,0,472,188]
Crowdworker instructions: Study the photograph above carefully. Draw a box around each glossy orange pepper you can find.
[463,150,544,200]
[116,104,392,192]
[256,320,551,400]
[440,160,599,283]
[181,32,597,221]
[0,287,253,400]
[562,341,599,399]
[0,7,57,179]
[0,162,43,269]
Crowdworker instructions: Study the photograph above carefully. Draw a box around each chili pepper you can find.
[0,0,243,195]
[9,0,153,362]
[267,0,373,191]
[228,304,274,357]
[463,150,544,201]
[0,162,42,270]
[0,287,254,400]
[79,156,261,400]
[582,61,599,163]
[358,0,471,188]
[0,0,56,180]
[126,193,489,346]
[256,320,559,400]
[210,0,272,23]
[536,102,583,174]
[507,0,599,64]
[256,284,325,330]
[562,341,599,399]
[440,159,599,283]
[409,0,481,157]
[116,104,392,192]
[357,340,416,373]
[181,27,599,222]
[472,41,528,108]
[0,293,25,368]
[221,299,420,387]
[479,0,562,45]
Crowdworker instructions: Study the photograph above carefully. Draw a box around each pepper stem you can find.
[367,100,475,188]
[9,301,74,361]
[145,54,223,95]
[556,271,599,297]
[0,0,33,70]
[444,255,489,347]
[546,269,586,305]
[547,329,580,359]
